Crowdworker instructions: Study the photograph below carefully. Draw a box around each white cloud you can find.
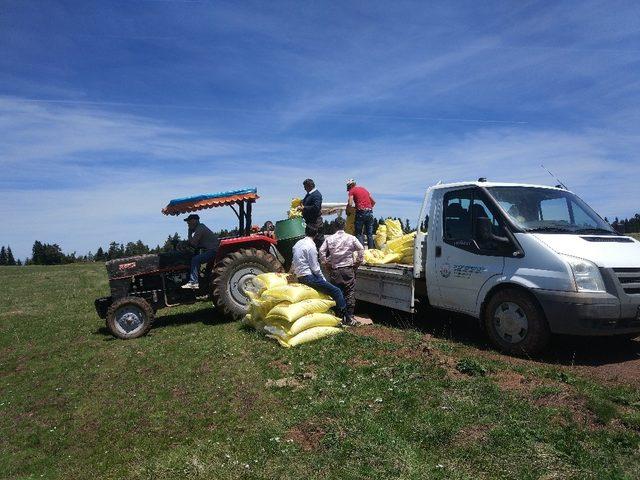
[1,96,638,260]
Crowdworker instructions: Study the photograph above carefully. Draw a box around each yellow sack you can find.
[272,326,343,348]
[364,249,386,264]
[374,225,387,249]
[249,297,286,322]
[380,252,403,264]
[386,232,416,252]
[250,272,289,294]
[266,298,336,324]
[288,198,303,218]
[345,212,355,235]
[243,314,265,331]
[399,253,414,265]
[263,283,324,304]
[265,312,341,339]
[385,218,403,240]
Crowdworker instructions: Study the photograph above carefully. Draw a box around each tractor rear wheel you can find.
[212,248,284,318]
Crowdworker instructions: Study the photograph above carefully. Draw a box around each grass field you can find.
[1,264,640,479]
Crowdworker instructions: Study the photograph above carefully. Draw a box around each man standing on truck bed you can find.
[182,214,220,289]
[319,216,363,326]
[292,224,348,321]
[347,179,376,249]
[297,178,324,248]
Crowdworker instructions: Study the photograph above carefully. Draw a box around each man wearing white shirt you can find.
[292,225,347,320]
[320,217,364,325]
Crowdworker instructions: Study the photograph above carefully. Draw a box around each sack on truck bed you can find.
[374,225,387,249]
[385,218,403,241]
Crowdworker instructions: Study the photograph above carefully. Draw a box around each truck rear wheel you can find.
[106,296,154,339]
[212,248,284,318]
[483,288,550,356]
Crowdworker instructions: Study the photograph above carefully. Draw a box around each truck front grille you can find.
[613,268,640,295]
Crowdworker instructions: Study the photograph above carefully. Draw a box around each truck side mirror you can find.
[475,217,510,245]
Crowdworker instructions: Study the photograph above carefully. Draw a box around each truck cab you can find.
[356,180,640,355]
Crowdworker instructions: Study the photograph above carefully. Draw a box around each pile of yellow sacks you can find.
[243,273,343,348]
[288,198,303,219]
[364,218,416,266]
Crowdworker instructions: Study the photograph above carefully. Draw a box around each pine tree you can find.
[6,246,16,266]
[95,247,105,261]
[0,246,6,265]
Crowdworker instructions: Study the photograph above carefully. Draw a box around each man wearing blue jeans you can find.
[182,214,220,289]
[292,225,348,320]
[347,179,376,249]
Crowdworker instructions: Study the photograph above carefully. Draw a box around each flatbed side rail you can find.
[355,264,415,313]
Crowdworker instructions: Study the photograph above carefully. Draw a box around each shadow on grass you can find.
[94,306,233,338]
[356,301,640,367]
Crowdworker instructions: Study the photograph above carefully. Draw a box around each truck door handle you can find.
[435,246,442,257]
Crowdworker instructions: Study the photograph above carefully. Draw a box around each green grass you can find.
[1,264,640,479]
[629,232,640,241]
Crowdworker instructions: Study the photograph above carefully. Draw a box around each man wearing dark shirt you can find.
[182,214,220,289]
[297,178,324,248]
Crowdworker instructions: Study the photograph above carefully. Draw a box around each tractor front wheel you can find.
[212,248,284,318]
[106,296,154,339]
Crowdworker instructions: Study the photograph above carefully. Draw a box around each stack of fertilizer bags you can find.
[243,272,344,348]
[364,218,416,266]
[288,198,303,218]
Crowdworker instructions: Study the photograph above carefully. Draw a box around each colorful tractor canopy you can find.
[162,188,259,216]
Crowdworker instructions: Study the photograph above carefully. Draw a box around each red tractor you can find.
[94,188,287,339]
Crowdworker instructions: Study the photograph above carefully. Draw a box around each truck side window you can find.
[443,189,510,255]
[443,190,473,241]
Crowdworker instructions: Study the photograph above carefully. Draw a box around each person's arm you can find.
[353,237,365,266]
[307,246,325,280]
[188,226,201,247]
[319,239,329,266]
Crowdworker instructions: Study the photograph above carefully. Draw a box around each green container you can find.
[275,217,306,241]
[275,218,306,269]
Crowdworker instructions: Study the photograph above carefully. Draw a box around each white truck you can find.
[354,180,640,355]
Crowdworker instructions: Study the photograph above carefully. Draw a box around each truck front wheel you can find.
[483,288,550,356]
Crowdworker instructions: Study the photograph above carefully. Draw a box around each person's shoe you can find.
[342,315,357,327]
[181,281,199,289]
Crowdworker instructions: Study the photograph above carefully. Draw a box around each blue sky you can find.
[1,0,639,260]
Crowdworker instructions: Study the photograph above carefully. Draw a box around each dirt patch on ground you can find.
[285,420,327,452]
[350,325,407,344]
[454,424,492,445]
[268,359,292,375]
[492,371,600,429]
[347,357,374,368]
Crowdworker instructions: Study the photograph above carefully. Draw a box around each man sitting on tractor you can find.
[182,214,220,289]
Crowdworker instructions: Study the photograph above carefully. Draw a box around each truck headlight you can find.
[561,255,606,293]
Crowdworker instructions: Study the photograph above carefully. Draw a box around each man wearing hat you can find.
[346,179,376,249]
[182,214,220,289]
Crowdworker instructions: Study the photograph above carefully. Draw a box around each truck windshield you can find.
[485,186,616,234]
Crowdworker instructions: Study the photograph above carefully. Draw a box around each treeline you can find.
[25,234,190,265]
[0,246,19,266]
[608,214,640,234]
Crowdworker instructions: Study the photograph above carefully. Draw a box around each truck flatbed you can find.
[356,263,415,313]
